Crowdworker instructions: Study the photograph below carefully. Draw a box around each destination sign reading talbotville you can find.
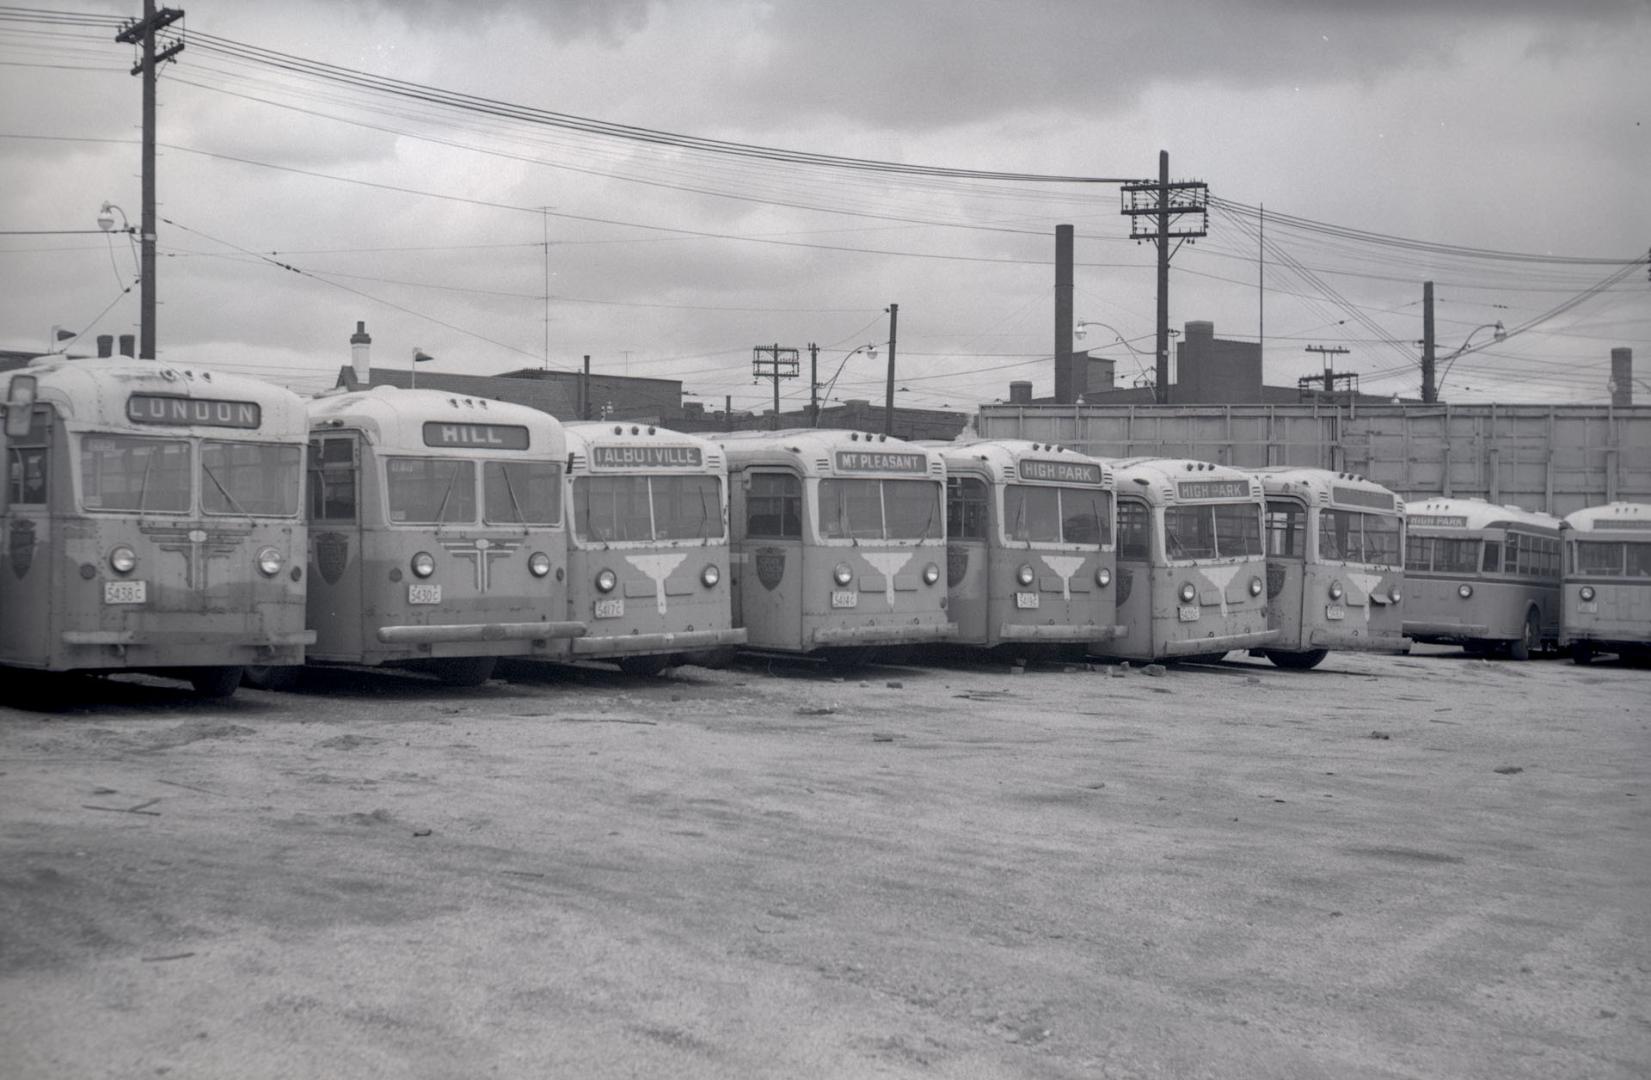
[422,422,530,450]
[833,450,927,474]
[1176,479,1250,501]
[591,445,703,468]
[1019,459,1103,485]
[126,393,262,429]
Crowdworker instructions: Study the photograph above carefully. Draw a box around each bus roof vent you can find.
[815,457,830,471]
[569,453,588,471]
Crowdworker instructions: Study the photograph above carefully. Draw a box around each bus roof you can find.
[1107,457,1262,502]
[307,385,566,455]
[1251,467,1404,513]
[1405,496,1561,535]
[1561,501,1651,534]
[8,355,308,436]
[933,438,1113,488]
[566,422,725,473]
[714,428,945,478]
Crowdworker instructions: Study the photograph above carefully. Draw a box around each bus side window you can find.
[1117,499,1149,560]
[946,476,988,540]
[1482,540,1501,573]
[1628,542,1651,577]
[7,446,47,504]
[309,436,357,522]
[746,472,801,539]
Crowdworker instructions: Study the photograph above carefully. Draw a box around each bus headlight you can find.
[1389,585,1402,604]
[1096,567,1112,587]
[528,551,552,578]
[922,562,940,585]
[1328,579,1344,601]
[833,562,854,587]
[1179,582,1197,603]
[1579,585,1595,602]
[1016,564,1035,587]
[411,551,436,578]
[256,546,284,577]
[595,568,618,593]
[1457,583,1473,599]
[700,564,720,588]
[1249,576,1264,597]
[109,545,137,574]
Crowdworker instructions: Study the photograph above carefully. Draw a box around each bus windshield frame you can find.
[1001,484,1112,546]
[817,477,942,542]
[572,473,724,543]
[1163,500,1263,561]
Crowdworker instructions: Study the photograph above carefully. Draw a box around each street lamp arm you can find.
[815,343,878,426]
[1436,321,1506,396]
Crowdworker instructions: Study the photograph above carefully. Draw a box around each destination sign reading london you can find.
[1176,479,1250,500]
[833,450,928,474]
[1019,459,1103,485]
[591,445,703,469]
[1408,514,1468,529]
[127,394,261,429]
[421,422,530,450]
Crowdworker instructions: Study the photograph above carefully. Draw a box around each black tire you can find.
[427,656,497,687]
[1571,643,1595,666]
[1264,648,1329,671]
[823,646,877,670]
[187,666,243,699]
[1508,610,1539,662]
[241,664,303,691]
[1463,641,1493,657]
[616,654,671,677]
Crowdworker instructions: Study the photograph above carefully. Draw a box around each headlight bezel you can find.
[595,568,618,593]
[256,546,284,577]
[832,562,854,587]
[1179,581,1197,604]
[1016,564,1036,587]
[921,562,940,586]
[528,551,553,578]
[410,551,436,578]
[700,564,721,588]
[109,545,138,575]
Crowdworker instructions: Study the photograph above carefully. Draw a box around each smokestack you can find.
[350,321,372,386]
[1054,225,1079,403]
[118,334,135,358]
[1611,347,1632,406]
[1009,380,1033,405]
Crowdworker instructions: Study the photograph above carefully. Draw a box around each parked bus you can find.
[251,386,585,688]
[1,357,311,696]
[1401,497,1561,660]
[1559,501,1651,664]
[1251,468,1408,669]
[933,438,1121,651]
[1093,458,1277,662]
[719,429,955,662]
[559,422,745,675]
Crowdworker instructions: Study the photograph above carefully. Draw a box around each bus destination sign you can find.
[422,422,530,450]
[1020,459,1103,486]
[591,445,703,469]
[127,393,261,429]
[1331,485,1396,511]
[1176,479,1250,501]
[1408,514,1468,529]
[834,450,928,474]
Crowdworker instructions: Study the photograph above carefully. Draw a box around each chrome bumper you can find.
[1160,628,1280,656]
[811,622,957,647]
[999,622,1124,643]
[377,621,587,645]
[570,627,747,657]
[1401,620,1491,640]
[1308,629,1413,652]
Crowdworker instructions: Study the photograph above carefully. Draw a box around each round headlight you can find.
[1457,583,1473,599]
[595,568,618,593]
[1249,576,1264,597]
[528,551,552,578]
[833,562,854,587]
[922,562,940,585]
[700,564,720,588]
[1579,585,1595,602]
[256,546,284,577]
[1389,585,1402,604]
[1328,580,1344,601]
[1016,564,1035,587]
[411,551,436,578]
[109,545,137,574]
[1096,567,1112,587]
[1179,582,1197,603]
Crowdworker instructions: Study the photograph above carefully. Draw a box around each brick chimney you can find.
[350,321,372,386]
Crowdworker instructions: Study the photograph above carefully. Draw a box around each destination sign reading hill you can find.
[833,450,928,474]
[591,445,703,468]
[127,393,261,429]
[1020,459,1103,485]
[421,422,531,450]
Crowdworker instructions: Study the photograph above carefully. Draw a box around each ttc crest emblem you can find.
[1115,566,1133,605]
[946,543,968,585]
[1266,562,1287,599]
[755,546,786,591]
[9,518,35,579]
[315,531,350,585]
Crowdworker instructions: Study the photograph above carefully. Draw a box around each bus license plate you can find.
[831,590,858,609]
[1177,604,1200,622]
[408,583,442,605]
[1325,604,1347,620]
[595,598,625,619]
[104,580,147,605]
[1579,602,1597,614]
[1015,591,1040,609]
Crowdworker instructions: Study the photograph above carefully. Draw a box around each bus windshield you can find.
[1406,536,1480,573]
[1163,502,1262,559]
[1575,540,1651,577]
[819,478,941,541]
[81,434,191,513]
[1003,485,1112,545]
[202,441,302,517]
[386,457,476,524]
[1318,509,1402,566]
[484,460,561,526]
[573,474,724,542]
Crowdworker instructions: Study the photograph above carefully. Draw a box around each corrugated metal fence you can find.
[975,403,1651,516]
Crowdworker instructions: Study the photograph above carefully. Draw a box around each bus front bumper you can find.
[1401,620,1491,640]
[811,622,957,647]
[570,627,747,658]
[63,629,317,646]
[1308,629,1413,652]
[998,622,1125,643]
[377,621,588,646]
[1160,628,1280,657]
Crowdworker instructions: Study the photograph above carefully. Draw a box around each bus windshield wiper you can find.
[202,460,245,515]
[432,463,462,522]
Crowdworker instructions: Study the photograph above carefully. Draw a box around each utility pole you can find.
[115,0,183,360]
[1121,151,1207,404]
[1420,280,1437,403]
[752,344,799,431]
[806,342,820,425]
[1305,345,1350,394]
[883,304,899,436]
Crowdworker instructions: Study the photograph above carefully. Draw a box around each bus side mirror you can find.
[4,375,38,438]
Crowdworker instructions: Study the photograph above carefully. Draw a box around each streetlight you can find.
[815,343,877,427]
[1436,321,1506,398]
[1075,319,1160,387]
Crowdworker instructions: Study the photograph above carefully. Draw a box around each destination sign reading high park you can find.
[1019,459,1103,486]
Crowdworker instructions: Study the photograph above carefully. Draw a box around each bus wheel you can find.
[824,646,877,670]
[188,666,244,699]
[1571,644,1595,666]
[617,654,672,677]
[242,665,302,692]
[428,656,497,687]
[1508,611,1540,662]
[1264,648,1329,671]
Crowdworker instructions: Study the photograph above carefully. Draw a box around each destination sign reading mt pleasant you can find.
[834,450,928,474]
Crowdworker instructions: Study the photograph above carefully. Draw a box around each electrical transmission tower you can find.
[1121,151,1208,405]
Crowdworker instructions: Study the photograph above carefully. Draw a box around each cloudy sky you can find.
[1,0,1646,415]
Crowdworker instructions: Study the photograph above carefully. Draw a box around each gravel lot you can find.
[1,646,1647,1079]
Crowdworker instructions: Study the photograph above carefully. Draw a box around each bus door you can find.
[305,431,365,661]
[945,473,990,643]
[1265,497,1308,645]
[1,400,52,666]
[732,468,804,650]
[1111,496,1153,657]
